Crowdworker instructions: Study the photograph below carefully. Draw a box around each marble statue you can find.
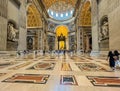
[101,21,109,37]
[99,21,109,41]
[8,23,18,41]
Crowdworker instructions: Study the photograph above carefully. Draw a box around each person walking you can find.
[107,51,115,70]
[43,50,45,56]
[114,50,120,68]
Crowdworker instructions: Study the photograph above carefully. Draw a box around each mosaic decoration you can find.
[87,76,120,87]
[8,62,33,70]
[0,73,6,77]
[61,63,72,71]
[60,75,78,85]
[0,62,18,69]
[2,74,49,84]
[76,63,108,71]
[27,62,55,70]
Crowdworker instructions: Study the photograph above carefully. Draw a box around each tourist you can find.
[63,50,66,59]
[43,50,45,56]
[114,50,120,68]
[107,51,115,70]
[63,50,66,56]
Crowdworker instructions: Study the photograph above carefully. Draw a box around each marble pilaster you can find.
[90,0,100,57]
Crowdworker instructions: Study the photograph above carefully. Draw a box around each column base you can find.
[90,51,100,57]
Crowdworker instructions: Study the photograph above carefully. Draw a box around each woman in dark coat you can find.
[107,51,115,70]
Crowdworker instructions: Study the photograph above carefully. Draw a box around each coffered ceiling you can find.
[79,1,91,26]
[27,4,42,28]
[42,0,77,10]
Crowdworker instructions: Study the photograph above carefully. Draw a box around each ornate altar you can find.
[57,33,66,50]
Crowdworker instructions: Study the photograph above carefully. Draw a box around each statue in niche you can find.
[99,20,109,41]
[7,23,18,41]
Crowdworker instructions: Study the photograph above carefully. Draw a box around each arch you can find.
[27,3,42,28]
[79,0,91,26]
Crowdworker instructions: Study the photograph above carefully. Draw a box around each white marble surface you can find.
[0,54,120,91]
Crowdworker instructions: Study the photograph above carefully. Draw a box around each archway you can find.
[27,4,42,28]
[78,0,92,53]
[55,25,69,50]
[26,3,42,50]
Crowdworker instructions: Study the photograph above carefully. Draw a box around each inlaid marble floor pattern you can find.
[0,54,120,91]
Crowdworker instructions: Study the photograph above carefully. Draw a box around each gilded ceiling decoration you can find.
[79,1,91,26]
[42,0,77,21]
[42,0,77,9]
[27,4,42,28]
[48,1,73,13]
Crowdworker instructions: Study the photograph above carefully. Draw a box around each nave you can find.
[0,53,120,91]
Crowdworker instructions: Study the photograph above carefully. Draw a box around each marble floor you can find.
[0,53,120,91]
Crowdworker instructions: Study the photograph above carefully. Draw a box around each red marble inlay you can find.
[14,76,43,82]
[94,78,120,84]
[87,76,120,87]
[3,74,49,84]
